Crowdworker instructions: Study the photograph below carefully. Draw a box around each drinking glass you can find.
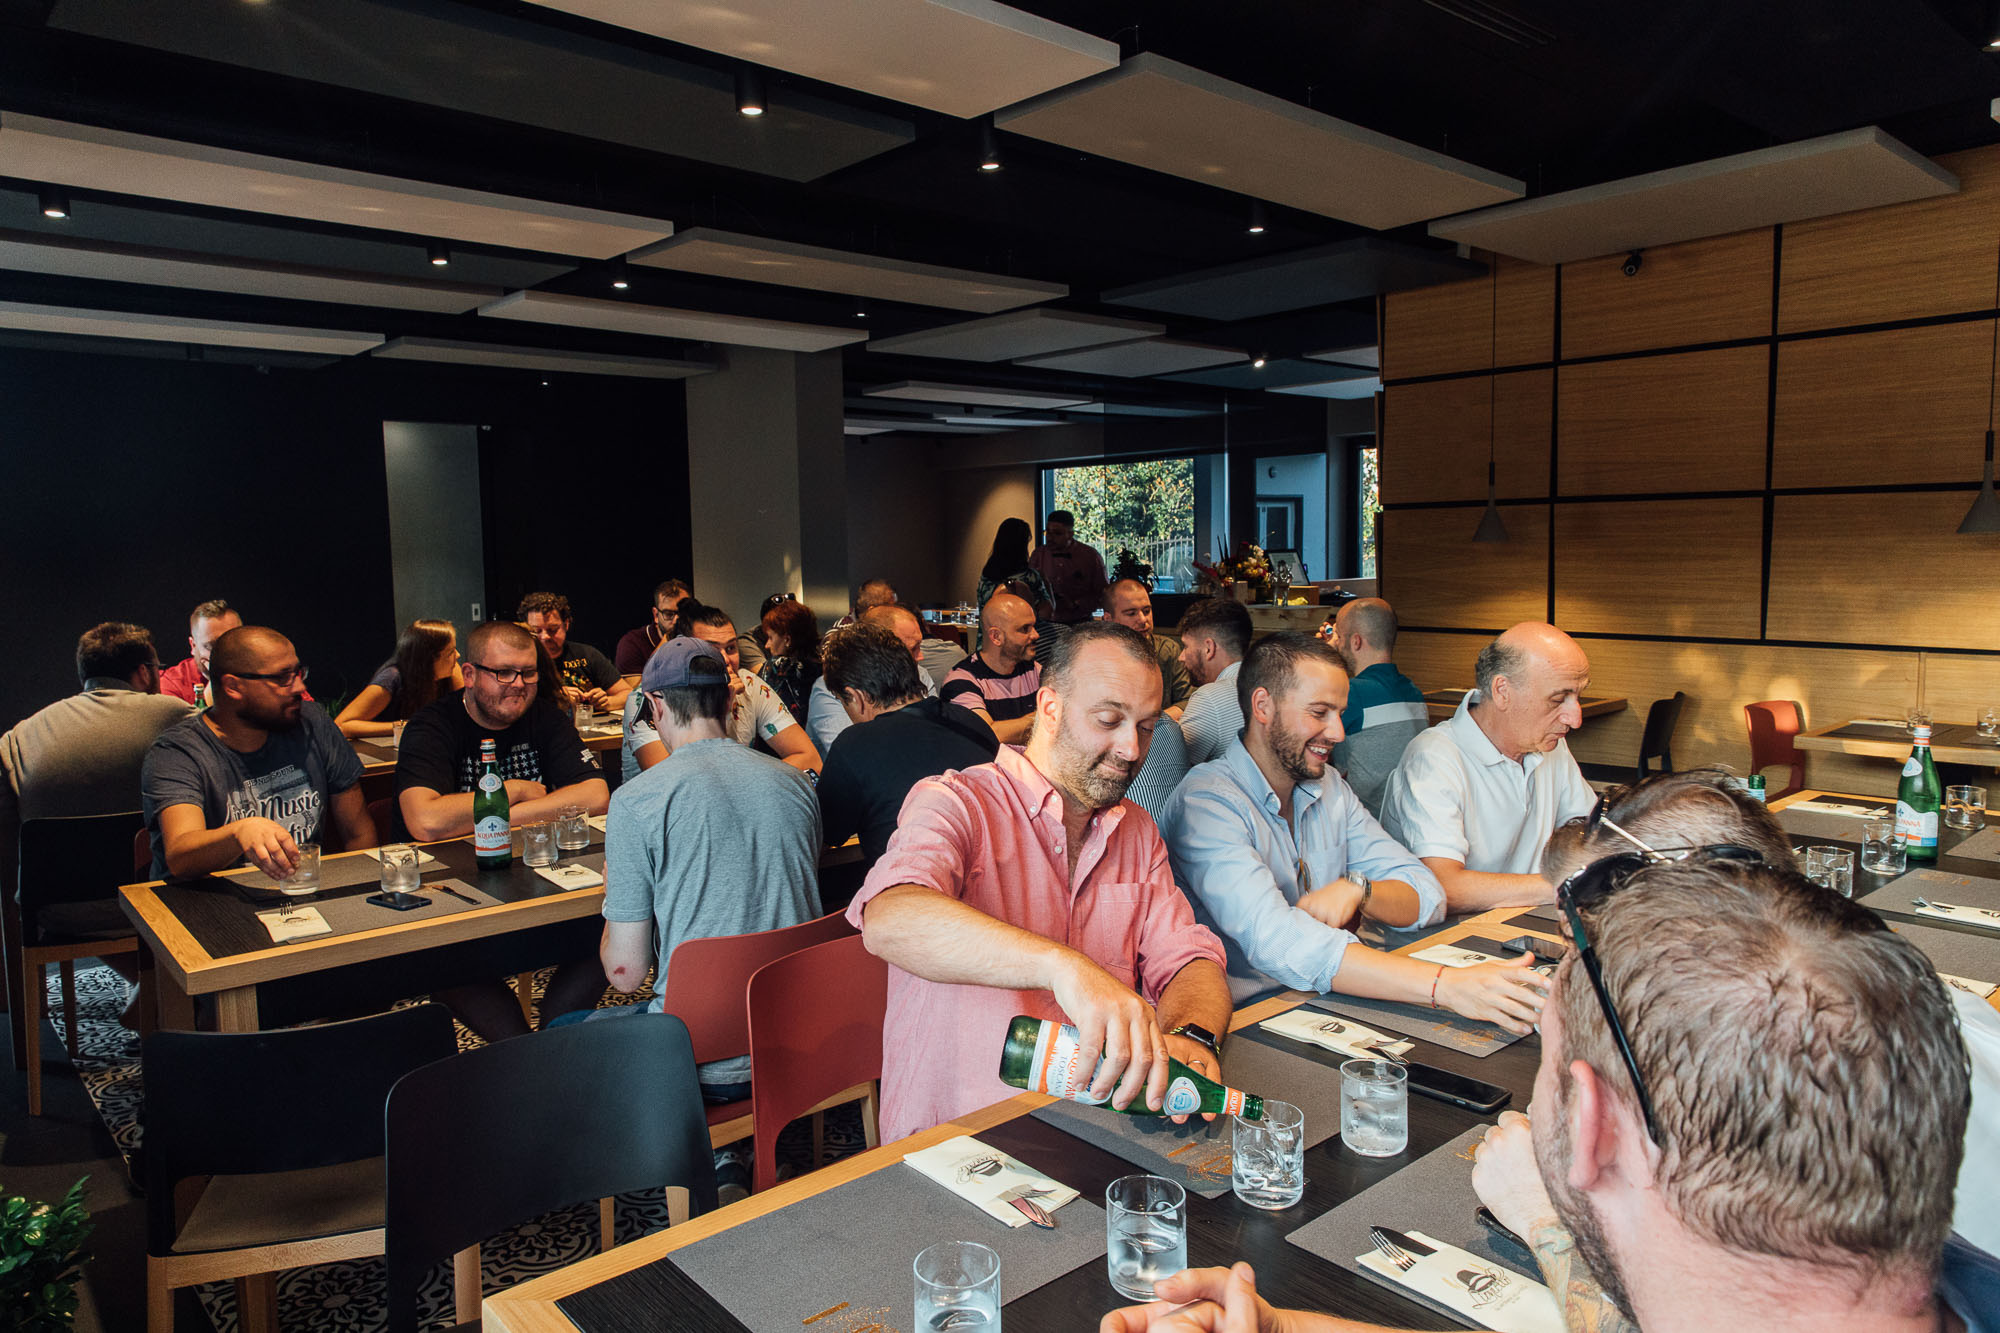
[1340,1058,1408,1157]
[379,842,421,894]
[1861,816,1908,875]
[1232,1098,1304,1210]
[1946,785,1988,832]
[389,720,406,748]
[914,1240,1000,1331]
[556,805,590,854]
[521,822,557,868]
[1979,707,2000,739]
[1906,705,1932,733]
[1105,1175,1187,1301]
[279,841,321,905]
[1807,847,1855,897]
[574,701,597,732]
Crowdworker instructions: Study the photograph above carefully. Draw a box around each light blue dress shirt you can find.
[1160,736,1445,1004]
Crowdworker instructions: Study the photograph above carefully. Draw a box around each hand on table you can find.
[1052,952,1167,1112]
[1436,954,1549,1035]
[1471,1110,1560,1239]
[229,817,300,878]
[503,779,548,805]
[1296,878,1367,932]
[1099,1264,1291,1333]
[575,687,610,710]
[1161,1034,1221,1125]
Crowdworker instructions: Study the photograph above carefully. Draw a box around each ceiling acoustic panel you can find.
[1306,344,1379,368]
[1103,238,1486,321]
[865,381,1089,409]
[1429,127,1958,265]
[631,229,1065,313]
[479,290,867,352]
[997,55,1523,231]
[517,0,1118,119]
[1015,338,1244,378]
[0,232,500,313]
[0,113,671,259]
[1272,376,1382,400]
[1164,357,1370,390]
[374,337,715,378]
[0,300,382,355]
[865,308,1162,362]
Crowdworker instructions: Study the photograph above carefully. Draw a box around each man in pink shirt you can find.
[847,621,1233,1142]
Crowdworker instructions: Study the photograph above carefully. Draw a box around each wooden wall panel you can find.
[1773,322,1998,488]
[1382,369,1551,504]
[1381,256,1556,381]
[1381,504,1548,630]
[1554,498,1763,639]
[1921,652,2000,723]
[1770,492,2000,650]
[1557,347,1768,495]
[1560,229,1773,358]
[1779,147,2000,334]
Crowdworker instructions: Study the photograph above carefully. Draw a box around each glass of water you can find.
[521,822,557,868]
[1861,816,1907,875]
[278,841,321,907]
[1232,1098,1304,1210]
[1945,785,1988,832]
[1980,707,1999,739]
[1809,847,1855,897]
[556,804,590,854]
[914,1240,1000,1331]
[379,843,421,895]
[1907,705,1932,733]
[1340,1058,1408,1157]
[1106,1175,1186,1301]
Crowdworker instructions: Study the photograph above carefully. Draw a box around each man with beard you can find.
[1105,578,1192,716]
[848,621,1232,1143]
[142,626,372,879]
[1161,633,1546,1030]
[1101,853,1991,1333]
[940,591,1042,745]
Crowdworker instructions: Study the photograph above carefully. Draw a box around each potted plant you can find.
[0,1178,92,1332]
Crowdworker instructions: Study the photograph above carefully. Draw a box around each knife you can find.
[1374,1226,1437,1257]
[998,1184,1057,1229]
[1912,897,2000,930]
[430,883,478,905]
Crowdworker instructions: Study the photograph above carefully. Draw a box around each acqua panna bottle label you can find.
[1023,1020,1112,1105]
[1162,1076,1202,1116]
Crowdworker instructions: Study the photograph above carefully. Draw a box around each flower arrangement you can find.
[1193,540,1276,603]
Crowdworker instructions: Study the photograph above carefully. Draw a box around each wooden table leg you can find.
[211,986,260,1033]
[150,946,198,1033]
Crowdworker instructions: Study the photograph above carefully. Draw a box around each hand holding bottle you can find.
[1049,952,1170,1112]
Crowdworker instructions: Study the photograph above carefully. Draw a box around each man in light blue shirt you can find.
[1160,631,1548,1033]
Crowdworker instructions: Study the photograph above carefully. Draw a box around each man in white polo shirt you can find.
[1380,622,1595,912]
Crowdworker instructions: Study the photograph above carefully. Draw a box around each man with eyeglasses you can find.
[142,626,372,880]
[614,578,691,681]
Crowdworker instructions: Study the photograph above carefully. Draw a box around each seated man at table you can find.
[620,599,821,777]
[1103,853,1991,1333]
[1106,578,1192,717]
[939,592,1041,745]
[156,598,237,706]
[1327,597,1427,818]
[142,626,372,879]
[518,591,631,714]
[1176,597,1252,765]
[848,621,1233,1142]
[613,578,691,680]
[805,603,938,756]
[817,622,996,870]
[1161,632,1548,1031]
[1380,622,1596,912]
[396,620,610,1040]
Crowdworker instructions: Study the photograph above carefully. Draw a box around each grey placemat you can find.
[1286,1125,1538,1322]
[1858,866,2000,916]
[1779,809,1885,842]
[667,1160,1106,1332]
[1496,904,1562,930]
[1031,1036,1344,1198]
[1949,825,2000,864]
[257,878,503,944]
[1832,722,1919,742]
[1888,920,2000,990]
[221,852,401,897]
[1301,992,1522,1059]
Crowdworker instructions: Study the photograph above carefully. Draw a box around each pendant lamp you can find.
[1958,241,2000,534]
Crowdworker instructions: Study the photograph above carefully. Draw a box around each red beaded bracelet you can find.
[1429,964,1445,1009]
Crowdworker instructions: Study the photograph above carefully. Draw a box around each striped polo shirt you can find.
[940,655,1041,725]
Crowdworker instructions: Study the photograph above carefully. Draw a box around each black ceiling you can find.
[3,0,1997,424]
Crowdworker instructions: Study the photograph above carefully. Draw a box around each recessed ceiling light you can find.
[38,187,69,219]
[426,241,450,267]
[1252,355,1267,369]
[736,67,767,117]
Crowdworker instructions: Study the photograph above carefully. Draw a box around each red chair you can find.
[745,933,887,1195]
[657,911,858,1151]
[1745,700,1806,800]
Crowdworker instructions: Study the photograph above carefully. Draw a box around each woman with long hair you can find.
[975,516,1056,622]
[336,618,461,737]
[757,598,822,719]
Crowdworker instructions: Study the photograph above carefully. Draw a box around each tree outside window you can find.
[1048,458,1197,590]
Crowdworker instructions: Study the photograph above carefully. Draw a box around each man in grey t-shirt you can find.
[599,637,821,1094]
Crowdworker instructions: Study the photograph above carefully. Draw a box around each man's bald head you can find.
[854,578,898,614]
[980,591,1039,668]
[1106,579,1154,635]
[1332,597,1397,673]
[208,625,293,682]
[860,602,923,663]
[1473,622,1591,760]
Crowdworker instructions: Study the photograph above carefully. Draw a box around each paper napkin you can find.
[587,814,608,833]
[1356,1229,1562,1333]
[1913,900,2000,932]
[1941,973,1998,999]
[533,862,604,890]
[1796,800,1885,818]
[1260,1008,1414,1059]
[257,905,332,943]
[350,846,442,868]
[903,1134,1079,1229]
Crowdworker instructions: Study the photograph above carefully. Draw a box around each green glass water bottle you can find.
[473,738,511,869]
[998,1015,1263,1120]
[1897,724,1941,862]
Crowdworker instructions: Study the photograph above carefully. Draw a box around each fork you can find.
[1354,1038,1408,1065]
[1369,1226,1416,1272]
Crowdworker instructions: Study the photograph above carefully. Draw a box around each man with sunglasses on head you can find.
[142,626,373,880]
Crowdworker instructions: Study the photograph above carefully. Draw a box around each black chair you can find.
[384,1013,719,1333]
[144,1003,458,1333]
[12,811,146,1115]
[1637,691,1689,781]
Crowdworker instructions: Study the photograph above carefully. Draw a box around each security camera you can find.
[1621,250,1643,277]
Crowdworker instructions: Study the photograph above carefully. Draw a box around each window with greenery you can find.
[1358,445,1381,578]
[1047,457,1197,591]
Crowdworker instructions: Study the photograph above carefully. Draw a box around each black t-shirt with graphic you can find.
[553,641,619,693]
[394,691,602,837]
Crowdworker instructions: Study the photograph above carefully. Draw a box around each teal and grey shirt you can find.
[1334,662,1429,818]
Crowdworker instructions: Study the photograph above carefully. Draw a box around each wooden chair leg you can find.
[861,1083,881,1151]
[598,1196,616,1250]
[59,959,79,1058]
[235,1271,278,1333]
[452,1245,482,1327]
[146,1259,175,1333]
[24,960,44,1118]
[514,972,535,1023]
[665,1185,691,1227]
[811,1110,825,1170]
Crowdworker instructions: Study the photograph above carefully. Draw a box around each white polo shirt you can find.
[1379,690,1595,875]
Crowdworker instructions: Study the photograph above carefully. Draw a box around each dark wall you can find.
[0,345,689,730]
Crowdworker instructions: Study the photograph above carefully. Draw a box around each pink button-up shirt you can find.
[847,745,1226,1142]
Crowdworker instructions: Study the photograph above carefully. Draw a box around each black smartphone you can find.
[365,890,429,911]
[1505,934,1566,966]
[1403,1060,1511,1114]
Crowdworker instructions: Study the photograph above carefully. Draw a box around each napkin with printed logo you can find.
[1260,1008,1413,1059]
[534,862,604,890]
[1913,899,2000,932]
[1357,1228,1563,1333]
[257,905,332,943]
[903,1134,1078,1229]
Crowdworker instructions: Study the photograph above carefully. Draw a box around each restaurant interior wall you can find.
[843,433,950,608]
[1377,143,2000,798]
[0,344,691,730]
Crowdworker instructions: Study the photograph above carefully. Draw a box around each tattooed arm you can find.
[1524,1221,1641,1333]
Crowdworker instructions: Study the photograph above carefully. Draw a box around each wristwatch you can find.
[1350,872,1373,921]
[1167,1022,1223,1061]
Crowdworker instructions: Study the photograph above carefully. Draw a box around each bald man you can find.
[1379,622,1595,911]
[1327,598,1427,817]
[939,592,1041,745]
[1105,578,1192,715]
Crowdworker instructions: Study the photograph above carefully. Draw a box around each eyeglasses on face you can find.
[468,662,539,684]
[232,663,309,686]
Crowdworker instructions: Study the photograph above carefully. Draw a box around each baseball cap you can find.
[640,637,729,693]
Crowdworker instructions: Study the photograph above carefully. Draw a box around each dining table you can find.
[1795,719,2000,769]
